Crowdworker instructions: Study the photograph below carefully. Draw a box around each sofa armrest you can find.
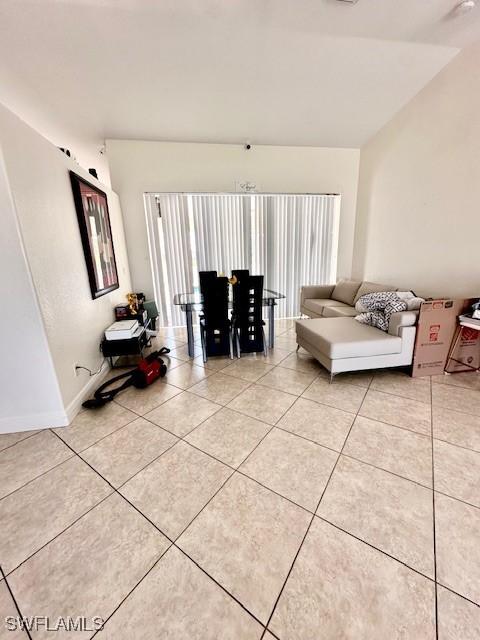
[388,311,418,337]
[300,284,335,306]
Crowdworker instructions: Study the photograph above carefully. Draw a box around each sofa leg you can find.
[296,344,300,352]
[329,372,335,384]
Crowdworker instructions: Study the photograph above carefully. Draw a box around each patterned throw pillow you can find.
[356,310,389,331]
[355,292,407,332]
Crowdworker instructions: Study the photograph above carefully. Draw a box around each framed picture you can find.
[70,171,119,299]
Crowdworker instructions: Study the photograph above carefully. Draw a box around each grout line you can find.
[273,421,436,488]
[431,401,480,420]
[54,411,140,454]
[48,419,270,633]
[112,436,181,491]
[119,377,437,510]
[338,451,432,491]
[298,385,367,417]
[10,372,476,625]
[4,489,115,578]
[170,379,301,541]
[90,343,480,632]
[430,376,439,640]
[431,435,480,456]
[0,430,41,455]
[431,376,480,394]
[366,384,432,406]
[435,582,480,609]
[259,370,376,638]
[129,398,472,534]
[48,429,176,544]
[0,451,76,504]
[48,436,266,635]
[89,544,173,638]
[171,545,269,631]
[221,376,301,400]
[347,408,432,439]
[5,349,479,636]
[314,512,437,583]
[0,564,33,640]
[433,489,480,512]
[273,423,347,455]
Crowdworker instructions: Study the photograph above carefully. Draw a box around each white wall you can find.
[353,42,480,298]
[0,103,132,425]
[0,65,111,186]
[0,148,66,433]
[106,140,360,297]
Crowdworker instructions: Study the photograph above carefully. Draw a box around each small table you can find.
[445,315,480,373]
[173,289,286,357]
[101,321,151,367]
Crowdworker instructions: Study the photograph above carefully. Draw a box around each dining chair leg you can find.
[236,328,241,358]
[228,328,234,359]
[200,325,207,363]
[262,327,267,357]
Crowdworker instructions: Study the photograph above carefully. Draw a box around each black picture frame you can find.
[70,171,119,299]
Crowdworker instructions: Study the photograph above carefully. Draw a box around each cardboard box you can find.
[412,299,468,377]
[445,324,480,373]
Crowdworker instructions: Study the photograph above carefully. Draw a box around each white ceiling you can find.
[0,0,478,152]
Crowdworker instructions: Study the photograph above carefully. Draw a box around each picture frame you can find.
[70,171,119,299]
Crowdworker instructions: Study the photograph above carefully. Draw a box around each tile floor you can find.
[1,319,479,638]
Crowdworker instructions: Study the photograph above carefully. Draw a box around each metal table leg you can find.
[268,300,276,349]
[185,307,195,357]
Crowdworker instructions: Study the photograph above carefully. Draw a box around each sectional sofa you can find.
[297,279,419,376]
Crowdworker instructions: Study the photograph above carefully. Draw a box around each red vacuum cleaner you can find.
[82,348,169,409]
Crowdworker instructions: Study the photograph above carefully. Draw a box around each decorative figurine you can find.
[127,293,139,315]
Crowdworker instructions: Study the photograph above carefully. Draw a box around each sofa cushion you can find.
[322,305,358,318]
[332,279,362,305]
[296,317,402,359]
[303,298,349,316]
[353,281,397,305]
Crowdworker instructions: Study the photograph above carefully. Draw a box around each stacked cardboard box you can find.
[412,299,471,378]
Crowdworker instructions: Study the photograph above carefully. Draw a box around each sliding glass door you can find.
[145,192,340,326]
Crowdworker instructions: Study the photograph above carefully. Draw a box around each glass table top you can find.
[173,288,285,306]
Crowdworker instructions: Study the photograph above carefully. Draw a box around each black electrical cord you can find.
[75,358,107,377]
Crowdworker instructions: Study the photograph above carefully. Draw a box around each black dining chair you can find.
[199,273,233,362]
[199,270,218,290]
[231,269,249,321]
[231,274,267,357]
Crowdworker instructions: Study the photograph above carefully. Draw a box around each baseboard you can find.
[64,366,111,425]
[0,409,69,434]
[0,367,111,434]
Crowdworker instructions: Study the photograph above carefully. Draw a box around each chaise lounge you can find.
[297,279,418,376]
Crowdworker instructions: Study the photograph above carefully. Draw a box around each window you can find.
[144,193,340,326]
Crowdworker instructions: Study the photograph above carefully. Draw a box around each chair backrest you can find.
[233,274,264,327]
[200,275,229,328]
[231,269,249,309]
[199,270,217,291]
[232,269,249,283]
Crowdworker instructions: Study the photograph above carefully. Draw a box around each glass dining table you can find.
[173,289,286,357]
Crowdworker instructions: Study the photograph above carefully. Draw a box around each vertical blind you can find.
[145,193,340,326]
[192,194,251,274]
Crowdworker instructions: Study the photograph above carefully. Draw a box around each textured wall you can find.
[0,102,132,417]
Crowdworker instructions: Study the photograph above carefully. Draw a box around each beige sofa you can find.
[297,279,418,376]
[300,279,397,319]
